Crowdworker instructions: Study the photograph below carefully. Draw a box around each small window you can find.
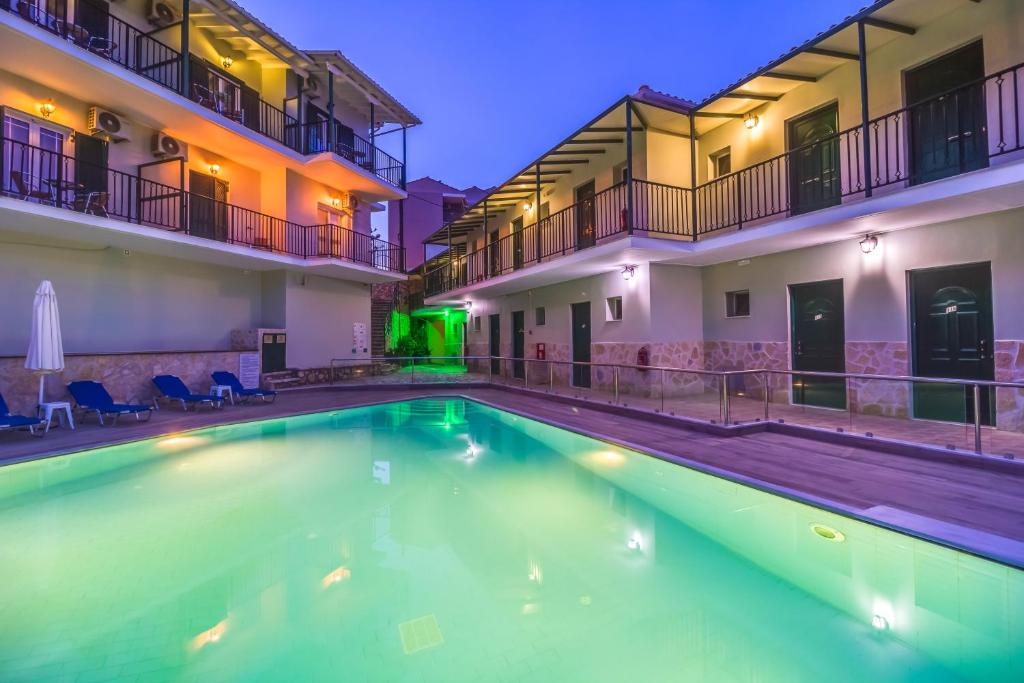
[606,296,623,322]
[725,290,750,318]
[711,148,731,178]
[473,315,481,332]
[535,306,546,326]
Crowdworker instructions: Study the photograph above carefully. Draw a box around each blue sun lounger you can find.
[67,380,153,425]
[0,391,44,436]
[211,371,276,403]
[152,375,223,411]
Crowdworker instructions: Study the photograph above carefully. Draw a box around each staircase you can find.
[370,281,409,356]
[261,370,307,391]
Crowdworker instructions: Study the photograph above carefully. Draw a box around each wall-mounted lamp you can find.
[209,164,221,176]
[523,201,533,212]
[621,264,637,281]
[859,234,878,254]
[221,56,234,69]
[465,300,473,310]
[38,99,56,118]
[744,113,760,130]
[331,196,341,208]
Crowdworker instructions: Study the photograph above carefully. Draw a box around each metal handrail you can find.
[327,355,1024,455]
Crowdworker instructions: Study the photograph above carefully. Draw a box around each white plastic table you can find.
[38,401,75,433]
[209,384,235,405]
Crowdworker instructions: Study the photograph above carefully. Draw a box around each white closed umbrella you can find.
[25,280,65,407]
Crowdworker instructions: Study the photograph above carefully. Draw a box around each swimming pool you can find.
[0,398,1019,681]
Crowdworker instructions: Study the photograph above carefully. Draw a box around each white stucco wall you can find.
[0,239,262,354]
[700,207,1024,343]
[282,273,371,368]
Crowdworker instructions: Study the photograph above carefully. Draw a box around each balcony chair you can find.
[0,390,44,437]
[10,171,55,204]
[67,380,153,426]
[73,191,109,217]
[152,374,224,411]
[191,83,217,111]
[85,36,117,60]
[213,91,245,124]
[210,371,276,403]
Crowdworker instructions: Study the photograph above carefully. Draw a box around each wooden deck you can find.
[2,386,1022,566]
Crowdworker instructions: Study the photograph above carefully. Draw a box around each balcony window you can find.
[711,148,731,178]
[535,306,546,326]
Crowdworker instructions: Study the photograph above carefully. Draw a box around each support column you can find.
[326,72,335,151]
[625,98,634,235]
[483,199,489,276]
[179,0,190,97]
[535,164,542,261]
[858,20,873,198]
[369,103,376,173]
[688,110,698,242]
[398,199,405,272]
[401,126,407,190]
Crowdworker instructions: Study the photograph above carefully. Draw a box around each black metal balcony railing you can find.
[3,0,406,188]
[297,120,406,188]
[0,136,403,272]
[425,61,1024,298]
[424,179,693,296]
[6,0,181,91]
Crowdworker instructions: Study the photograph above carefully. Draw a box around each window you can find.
[3,110,69,200]
[606,296,623,321]
[535,306,546,326]
[711,148,732,178]
[613,162,629,184]
[725,290,750,318]
[473,315,481,332]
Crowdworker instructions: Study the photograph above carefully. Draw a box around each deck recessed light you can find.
[810,523,845,542]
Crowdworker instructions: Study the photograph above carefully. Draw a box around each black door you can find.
[575,181,596,250]
[788,104,841,215]
[75,0,109,41]
[305,104,328,153]
[571,302,591,388]
[511,217,524,271]
[239,83,260,132]
[906,41,988,186]
[910,262,994,425]
[487,230,499,276]
[790,279,846,409]
[188,170,228,241]
[261,332,286,373]
[74,133,108,205]
[512,310,525,379]
[488,314,500,375]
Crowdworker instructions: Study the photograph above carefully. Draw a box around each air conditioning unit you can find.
[152,132,188,159]
[147,0,179,27]
[305,75,322,100]
[87,107,133,143]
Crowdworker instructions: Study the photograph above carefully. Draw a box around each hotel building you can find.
[0,0,418,410]
[420,0,1024,435]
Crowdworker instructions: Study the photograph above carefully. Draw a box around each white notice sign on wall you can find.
[239,352,261,388]
[353,322,367,354]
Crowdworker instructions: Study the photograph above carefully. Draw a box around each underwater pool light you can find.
[810,523,845,542]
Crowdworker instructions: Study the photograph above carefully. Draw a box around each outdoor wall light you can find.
[209,164,220,176]
[331,196,341,208]
[523,201,533,212]
[859,234,878,254]
[871,614,890,631]
[621,264,637,281]
[221,56,234,69]
[744,113,760,130]
[38,99,56,118]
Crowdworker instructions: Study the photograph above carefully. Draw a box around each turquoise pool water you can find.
[0,398,1020,682]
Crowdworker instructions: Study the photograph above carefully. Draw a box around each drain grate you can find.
[398,614,444,655]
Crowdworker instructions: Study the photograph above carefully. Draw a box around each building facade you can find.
[0,0,419,411]
[423,0,1024,433]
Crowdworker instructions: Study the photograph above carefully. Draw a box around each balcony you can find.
[0,0,407,190]
[425,61,1024,298]
[298,120,406,189]
[0,135,403,273]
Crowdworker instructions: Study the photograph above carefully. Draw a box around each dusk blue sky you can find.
[246,0,868,190]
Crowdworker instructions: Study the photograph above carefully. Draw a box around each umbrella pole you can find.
[38,374,45,408]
